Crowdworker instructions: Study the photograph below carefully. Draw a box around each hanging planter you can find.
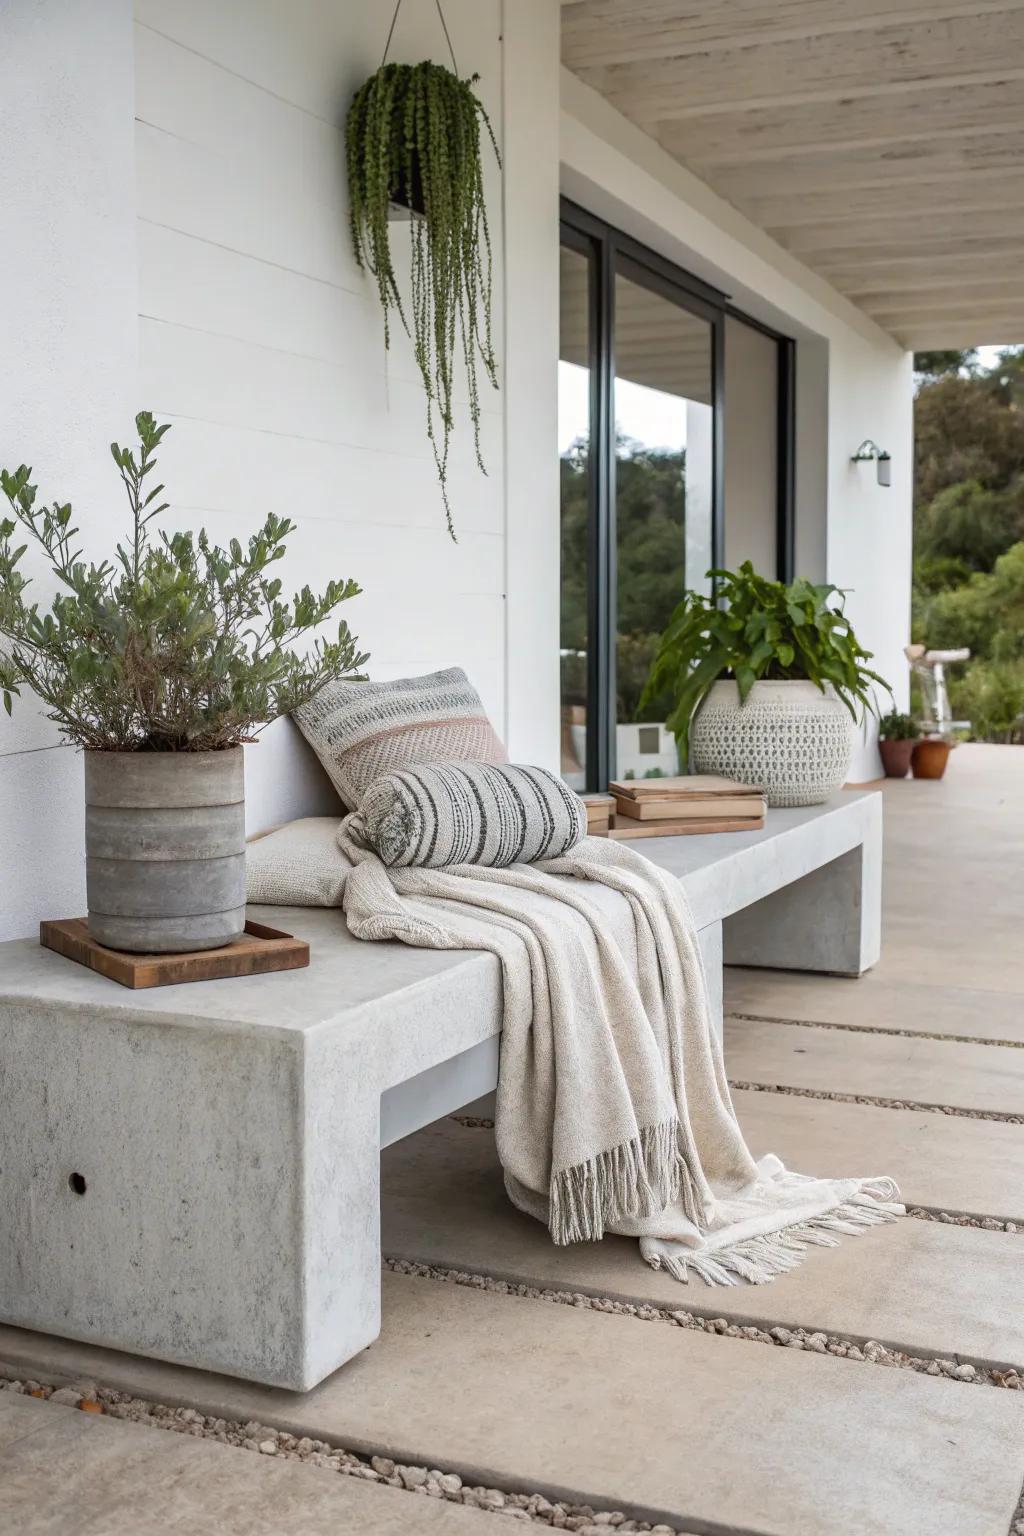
[346,10,501,541]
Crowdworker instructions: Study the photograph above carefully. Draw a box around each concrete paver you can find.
[380,1118,1024,1366]
[724,969,1024,1043]
[735,1086,1024,1221]
[0,1392,498,1536]
[724,1017,1024,1113]
[1,1275,1022,1536]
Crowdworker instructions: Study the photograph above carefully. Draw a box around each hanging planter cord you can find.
[347,0,501,540]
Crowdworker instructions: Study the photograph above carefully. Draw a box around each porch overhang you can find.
[561,1,1024,350]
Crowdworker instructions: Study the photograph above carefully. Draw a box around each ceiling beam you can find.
[652,79,1024,165]
[572,14,1024,120]
[561,0,1024,69]
[700,133,1024,200]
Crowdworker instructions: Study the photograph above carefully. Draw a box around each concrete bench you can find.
[0,791,880,1391]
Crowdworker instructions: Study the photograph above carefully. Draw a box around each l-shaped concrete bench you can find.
[0,791,880,1390]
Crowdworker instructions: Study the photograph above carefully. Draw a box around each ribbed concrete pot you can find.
[84,749,246,953]
[690,679,852,808]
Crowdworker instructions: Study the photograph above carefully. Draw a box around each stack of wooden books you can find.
[579,792,615,836]
[608,775,766,839]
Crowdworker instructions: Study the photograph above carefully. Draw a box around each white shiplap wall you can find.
[133,1,511,832]
[0,0,138,940]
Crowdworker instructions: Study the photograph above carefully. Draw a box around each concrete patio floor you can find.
[2,744,1023,1535]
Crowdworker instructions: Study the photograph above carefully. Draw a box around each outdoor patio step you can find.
[724,1017,1024,1114]
[724,969,1024,1043]
[379,1118,1024,1368]
[0,1392,498,1535]
[1,1273,1021,1536]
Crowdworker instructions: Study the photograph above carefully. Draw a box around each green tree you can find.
[913,351,1024,742]
[559,434,689,725]
[913,349,977,378]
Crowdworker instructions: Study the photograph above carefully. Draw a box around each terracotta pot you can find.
[878,738,915,779]
[911,737,952,781]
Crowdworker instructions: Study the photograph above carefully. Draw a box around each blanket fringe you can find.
[550,1118,701,1246]
[648,1181,904,1288]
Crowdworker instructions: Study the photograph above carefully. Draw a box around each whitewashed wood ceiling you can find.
[561,0,1024,349]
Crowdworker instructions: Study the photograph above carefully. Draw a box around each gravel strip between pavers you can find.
[907,1205,1020,1233]
[727,1011,1024,1050]
[0,1376,701,1536]
[730,1078,1024,1124]
[384,1258,1023,1391]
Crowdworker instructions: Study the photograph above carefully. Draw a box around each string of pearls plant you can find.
[346,60,501,540]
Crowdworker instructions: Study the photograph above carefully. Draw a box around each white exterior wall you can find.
[0,0,138,940]
[0,3,911,940]
[133,0,559,833]
[0,0,560,940]
[560,71,913,783]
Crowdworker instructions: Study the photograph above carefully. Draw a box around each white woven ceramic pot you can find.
[690,679,852,808]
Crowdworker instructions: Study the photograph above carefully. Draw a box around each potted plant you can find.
[641,563,890,807]
[346,59,500,540]
[877,709,920,778]
[911,736,953,780]
[0,413,367,953]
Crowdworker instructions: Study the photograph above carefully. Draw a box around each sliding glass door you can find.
[559,200,794,791]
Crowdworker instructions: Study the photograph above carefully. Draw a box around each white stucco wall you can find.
[560,70,914,782]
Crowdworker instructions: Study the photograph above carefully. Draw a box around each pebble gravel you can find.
[730,1078,1024,1124]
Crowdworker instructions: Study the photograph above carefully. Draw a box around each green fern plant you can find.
[346,60,500,540]
[641,563,891,766]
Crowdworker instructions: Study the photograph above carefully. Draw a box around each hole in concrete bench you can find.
[68,1172,87,1196]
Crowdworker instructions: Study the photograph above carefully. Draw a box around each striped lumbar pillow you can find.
[293,667,507,810]
[359,763,586,868]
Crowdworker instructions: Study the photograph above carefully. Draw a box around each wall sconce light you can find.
[852,439,891,487]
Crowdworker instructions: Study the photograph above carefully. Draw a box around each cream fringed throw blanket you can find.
[339,819,903,1286]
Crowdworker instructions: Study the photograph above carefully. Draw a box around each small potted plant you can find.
[911,735,954,780]
[877,709,920,778]
[641,563,890,807]
[346,59,500,539]
[0,414,367,953]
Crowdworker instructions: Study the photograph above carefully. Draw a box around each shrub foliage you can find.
[0,414,367,752]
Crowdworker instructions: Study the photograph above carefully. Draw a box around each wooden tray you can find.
[39,918,309,990]
[609,814,765,840]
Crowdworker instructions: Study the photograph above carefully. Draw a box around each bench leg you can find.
[300,1039,385,1391]
[697,921,724,1043]
[722,840,881,978]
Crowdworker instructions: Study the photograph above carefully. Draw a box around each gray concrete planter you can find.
[84,749,246,953]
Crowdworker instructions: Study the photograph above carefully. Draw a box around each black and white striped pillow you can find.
[358,763,586,868]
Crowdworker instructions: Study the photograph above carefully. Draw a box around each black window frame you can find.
[559,197,796,791]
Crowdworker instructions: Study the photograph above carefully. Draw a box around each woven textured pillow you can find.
[293,667,507,809]
[359,763,586,869]
[246,817,352,906]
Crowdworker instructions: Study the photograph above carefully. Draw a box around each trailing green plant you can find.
[0,413,368,752]
[346,59,500,540]
[640,563,891,765]
[877,709,920,742]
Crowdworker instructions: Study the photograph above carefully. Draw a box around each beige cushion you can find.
[246,817,351,907]
[292,667,507,809]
